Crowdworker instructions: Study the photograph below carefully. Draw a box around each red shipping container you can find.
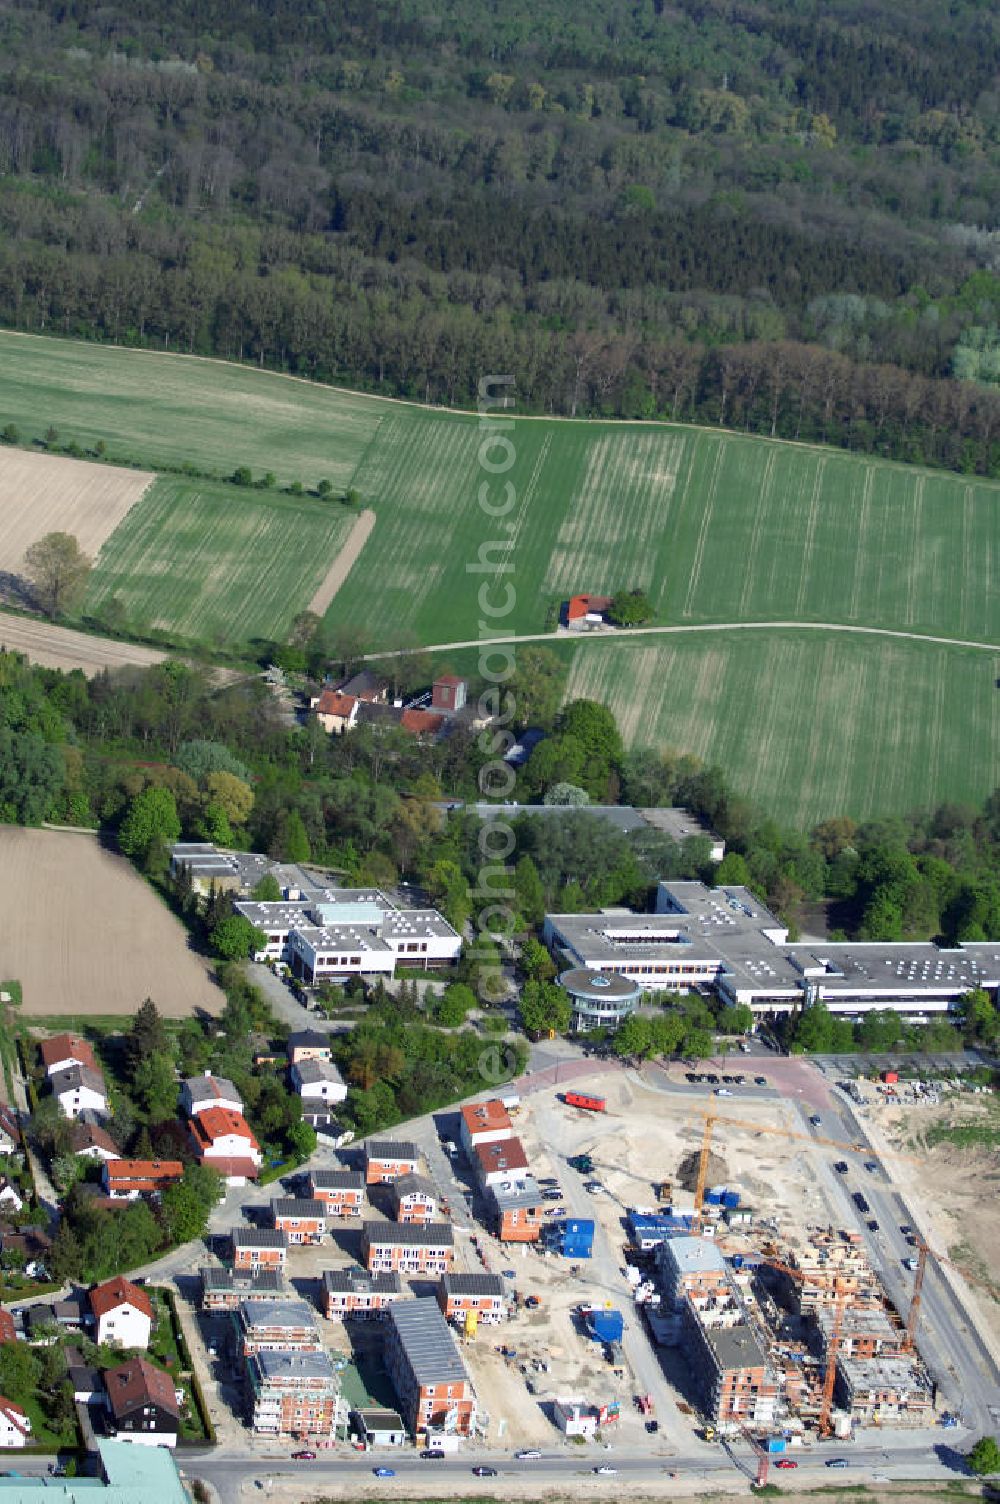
[564,1091,607,1113]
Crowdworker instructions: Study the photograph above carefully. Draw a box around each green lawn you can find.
[555,630,1000,826]
[85,474,355,645]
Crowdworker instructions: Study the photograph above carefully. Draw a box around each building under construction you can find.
[652,1223,931,1439]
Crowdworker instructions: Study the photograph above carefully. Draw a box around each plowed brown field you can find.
[0,447,153,578]
[0,828,220,1016]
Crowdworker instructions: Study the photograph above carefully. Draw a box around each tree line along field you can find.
[84,474,357,646]
[555,631,1000,827]
[1,332,999,654]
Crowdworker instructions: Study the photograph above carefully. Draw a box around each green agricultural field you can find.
[2,333,998,651]
[0,331,382,488]
[336,414,1000,648]
[557,631,1000,826]
[85,475,355,645]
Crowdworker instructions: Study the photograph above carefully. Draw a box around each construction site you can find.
[458,1061,980,1476]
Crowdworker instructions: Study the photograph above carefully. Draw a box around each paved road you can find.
[363,619,1000,661]
[183,1433,972,1504]
[807,1091,1000,1433]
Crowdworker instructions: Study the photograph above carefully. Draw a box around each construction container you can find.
[563,1091,607,1113]
[882,1070,899,1084]
[766,1437,786,1454]
[723,1190,741,1209]
[587,1308,624,1344]
[706,1187,724,1206]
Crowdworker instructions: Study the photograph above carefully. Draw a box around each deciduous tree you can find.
[23,532,91,617]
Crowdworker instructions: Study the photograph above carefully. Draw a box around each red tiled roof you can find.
[189,1107,260,1152]
[433,675,465,689]
[475,1137,529,1175]
[461,1099,512,1135]
[104,1357,179,1421]
[90,1275,153,1321]
[198,1156,259,1179]
[39,1034,96,1072]
[0,1396,29,1436]
[316,690,357,718]
[0,1311,15,1344]
[400,709,445,735]
[105,1160,184,1193]
[567,594,612,622]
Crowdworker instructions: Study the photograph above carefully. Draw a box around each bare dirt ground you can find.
[0,447,153,584]
[0,827,220,1016]
[446,1074,839,1455]
[307,507,376,614]
[876,1091,1000,1346]
[0,611,166,673]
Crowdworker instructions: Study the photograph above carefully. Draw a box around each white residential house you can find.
[0,1106,21,1158]
[180,1072,243,1118]
[50,1065,108,1120]
[291,1058,348,1106]
[0,1181,23,1214]
[69,1122,121,1163]
[39,1034,99,1078]
[90,1277,154,1350]
[0,1397,31,1447]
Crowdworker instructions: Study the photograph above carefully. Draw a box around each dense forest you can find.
[2,2,1000,469]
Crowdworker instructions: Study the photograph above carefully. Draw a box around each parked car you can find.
[809,1114,822,1126]
[853,1192,870,1213]
[472,1466,498,1477]
[594,1466,618,1475]
[754,1076,767,1085]
[900,1224,913,1235]
[420,1449,446,1460]
[373,1468,396,1478]
[834,1161,849,1173]
[292,1451,316,1461]
[501,1268,517,1279]
[825,1458,849,1469]
[542,1189,562,1201]
[685,1072,700,1083]
[705,1073,719,1084]
[645,1420,659,1434]
[865,1161,879,1172]
[515,1449,542,1460]
[867,1219,879,1232]
[904,1257,919,1271]
[775,1459,798,1470]
[715,1087,733,1097]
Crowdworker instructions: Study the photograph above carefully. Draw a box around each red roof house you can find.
[566,594,612,629]
[313,690,359,735]
[189,1107,261,1183]
[102,1159,184,1200]
[39,1034,97,1076]
[400,709,445,737]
